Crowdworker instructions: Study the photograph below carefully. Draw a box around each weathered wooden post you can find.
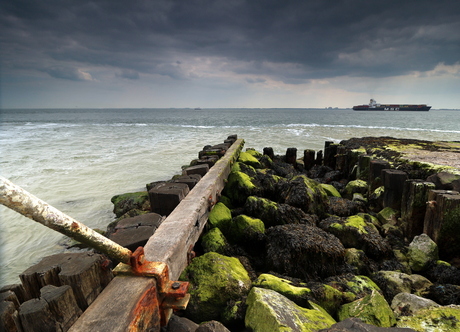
[286,147,297,166]
[369,159,390,192]
[324,141,338,169]
[303,149,316,170]
[401,180,436,241]
[424,189,460,259]
[381,169,408,211]
[263,147,275,160]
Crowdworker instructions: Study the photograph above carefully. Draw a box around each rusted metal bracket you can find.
[113,247,190,326]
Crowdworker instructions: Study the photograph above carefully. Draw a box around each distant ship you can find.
[353,99,431,111]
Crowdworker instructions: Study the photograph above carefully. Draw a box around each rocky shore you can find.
[2,135,460,331]
[172,136,460,331]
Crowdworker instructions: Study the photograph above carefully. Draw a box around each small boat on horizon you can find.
[194,107,202,110]
[353,99,431,111]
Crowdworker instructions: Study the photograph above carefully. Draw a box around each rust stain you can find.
[128,286,161,332]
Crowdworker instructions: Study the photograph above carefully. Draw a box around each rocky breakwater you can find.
[174,137,460,332]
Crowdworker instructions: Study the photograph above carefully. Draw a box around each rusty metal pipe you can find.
[0,175,132,264]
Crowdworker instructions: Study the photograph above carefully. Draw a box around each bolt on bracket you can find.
[113,247,190,326]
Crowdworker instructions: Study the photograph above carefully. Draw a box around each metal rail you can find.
[0,175,132,264]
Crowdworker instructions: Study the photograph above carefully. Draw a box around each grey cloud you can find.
[1,0,460,83]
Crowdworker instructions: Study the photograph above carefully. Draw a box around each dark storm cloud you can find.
[1,0,460,83]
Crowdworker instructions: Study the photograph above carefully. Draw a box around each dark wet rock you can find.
[318,317,417,331]
[423,261,460,285]
[319,215,392,260]
[166,314,199,332]
[278,175,329,218]
[271,160,298,178]
[244,195,317,227]
[309,165,334,180]
[344,248,375,275]
[195,320,231,332]
[111,191,150,218]
[328,196,366,217]
[266,224,346,280]
[424,284,460,305]
[426,172,460,191]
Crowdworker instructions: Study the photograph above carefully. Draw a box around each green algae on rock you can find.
[253,273,311,307]
[280,175,329,218]
[396,305,460,331]
[245,287,336,332]
[343,180,368,200]
[222,168,259,205]
[201,227,228,254]
[337,290,396,327]
[208,202,232,230]
[320,184,342,198]
[320,214,391,259]
[111,191,150,218]
[227,214,265,243]
[408,234,439,273]
[238,151,262,169]
[180,252,251,323]
[244,195,315,227]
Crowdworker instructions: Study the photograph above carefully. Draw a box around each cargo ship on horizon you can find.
[353,99,431,111]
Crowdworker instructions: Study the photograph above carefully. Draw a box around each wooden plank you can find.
[144,138,244,280]
[68,277,159,332]
[68,138,244,331]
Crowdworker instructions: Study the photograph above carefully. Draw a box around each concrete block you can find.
[183,164,209,177]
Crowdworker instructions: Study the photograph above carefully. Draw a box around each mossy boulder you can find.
[222,166,260,206]
[343,180,368,200]
[244,196,316,227]
[180,252,251,323]
[279,175,329,218]
[372,270,432,303]
[408,234,439,272]
[201,227,228,254]
[225,214,265,244]
[253,273,311,307]
[377,207,399,225]
[391,292,439,317]
[208,202,232,230]
[319,214,392,259]
[344,248,371,275]
[396,305,460,331]
[308,283,344,317]
[337,290,396,327]
[266,224,346,280]
[345,275,382,298]
[238,151,262,169]
[245,287,336,332]
[111,191,150,218]
[320,184,342,198]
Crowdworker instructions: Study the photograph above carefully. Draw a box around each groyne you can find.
[1,135,460,331]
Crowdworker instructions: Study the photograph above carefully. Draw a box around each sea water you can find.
[1,108,459,286]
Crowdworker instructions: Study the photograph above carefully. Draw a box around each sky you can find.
[1,0,460,109]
